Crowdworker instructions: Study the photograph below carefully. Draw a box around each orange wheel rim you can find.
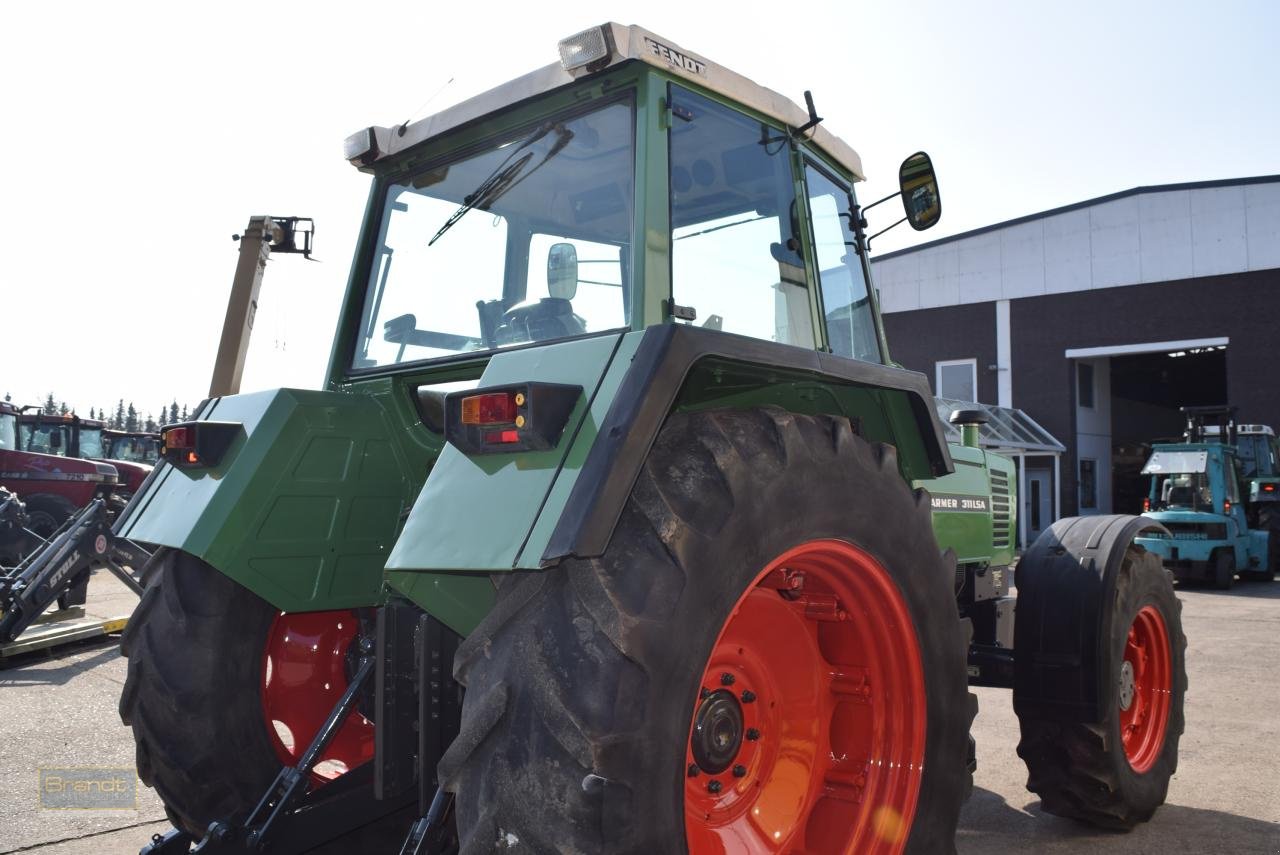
[262,610,374,786]
[1119,605,1172,772]
[684,540,926,855]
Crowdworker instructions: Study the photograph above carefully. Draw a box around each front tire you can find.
[440,408,973,853]
[1016,544,1187,830]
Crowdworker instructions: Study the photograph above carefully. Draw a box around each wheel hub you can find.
[690,689,744,775]
[1118,660,1136,710]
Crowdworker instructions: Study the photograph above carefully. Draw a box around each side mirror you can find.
[899,151,941,231]
[547,243,578,300]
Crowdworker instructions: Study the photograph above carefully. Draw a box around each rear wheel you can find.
[1016,545,1186,830]
[1212,548,1235,590]
[119,550,375,835]
[440,408,974,854]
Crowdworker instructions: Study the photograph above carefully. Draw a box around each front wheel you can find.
[1016,544,1187,830]
[440,408,974,853]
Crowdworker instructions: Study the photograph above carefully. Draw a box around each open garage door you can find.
[1067,338,1228,516]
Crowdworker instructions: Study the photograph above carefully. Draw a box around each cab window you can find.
[668,86,814,347]
[804,162,881,363]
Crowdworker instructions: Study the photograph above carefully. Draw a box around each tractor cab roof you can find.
[16,413,105,429]
[0,402,15,417]
[345,23,864,182]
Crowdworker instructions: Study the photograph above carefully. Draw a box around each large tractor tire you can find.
[22,494,76,540]
[440,407,974,854]
[1016,543,1187,830]
[119,550,376,835]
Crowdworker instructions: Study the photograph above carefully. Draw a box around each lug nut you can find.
[746,728,760,741]
[707,780,722,794]
[720,673,736,686]
[732,764,747,778]
[741,690,756,703]
[700,687,711,699]
[687,764,700,778]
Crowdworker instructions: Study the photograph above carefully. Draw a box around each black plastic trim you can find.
[542,323,952,564]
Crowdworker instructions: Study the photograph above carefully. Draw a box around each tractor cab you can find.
[103,429,161,465]
[343,24,937,378]
[17,413,150,496]
[1135,442,1271,587]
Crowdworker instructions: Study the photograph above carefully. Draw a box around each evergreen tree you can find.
[88,407,95,420]
[114,400,126,430]
[144,413,157,433]
[4,392,10,402]
[44,393,57,415]
[125,403,138,433]
[59,401,69,416]
[158,402,168,428]
[180,404,189,421]
[169,401,179,424]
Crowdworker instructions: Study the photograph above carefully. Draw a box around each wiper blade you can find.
[429,121,573,246]
[429,152,534,246]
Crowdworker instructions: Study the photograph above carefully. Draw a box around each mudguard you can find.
[114,388,416,612]
[1013,514,1169,722]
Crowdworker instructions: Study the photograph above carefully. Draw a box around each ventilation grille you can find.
[990,470,1012,550]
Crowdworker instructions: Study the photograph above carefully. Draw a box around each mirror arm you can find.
[864,216,909,253]
[859,189,903,215]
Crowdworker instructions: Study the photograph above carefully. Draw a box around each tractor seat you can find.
[494,297,586,345]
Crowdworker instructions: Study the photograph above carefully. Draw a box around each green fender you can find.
[116,388,416,611]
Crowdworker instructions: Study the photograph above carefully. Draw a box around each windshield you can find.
[79,427,104,458]
[1151,472,1213,511]
[0,415,13,451]
[353,97,635,370]
[108,436,159,463]
[20,423,70,456]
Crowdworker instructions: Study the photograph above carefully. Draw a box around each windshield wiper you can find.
[429,121,574,246]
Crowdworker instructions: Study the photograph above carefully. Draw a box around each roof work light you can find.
[558,27,611,71]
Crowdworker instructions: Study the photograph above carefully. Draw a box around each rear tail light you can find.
[1142,497,1151,512]
[1223,499,1232,514]
[161,421,242,469]
[1264,483,1277,493]
[445,383,580,454]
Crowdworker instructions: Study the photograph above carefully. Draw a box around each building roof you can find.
[935,397,1065,454]
[873,174,1280,263]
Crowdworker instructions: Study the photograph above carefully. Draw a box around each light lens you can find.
[1224,499,1232,514]
[164,426,194,450]
[483,430,521,445]
[343,127,377,163]
[1265,484,1277,493]
[558,27,609,70]
[1142,497,1151,512]
[460,392,518,425]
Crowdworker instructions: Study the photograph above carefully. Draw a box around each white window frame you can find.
[936,358,978,402]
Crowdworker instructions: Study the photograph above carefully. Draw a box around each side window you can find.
[937,359,977,402]
[804,163,881,362]
[668,87,814,347]
[526,234,627,333]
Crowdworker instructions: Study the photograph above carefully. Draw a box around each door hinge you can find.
[666,300,697,322]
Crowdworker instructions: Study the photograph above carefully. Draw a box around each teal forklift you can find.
[1136,407,1276,587]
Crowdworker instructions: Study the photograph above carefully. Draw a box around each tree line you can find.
[2,392,195,434]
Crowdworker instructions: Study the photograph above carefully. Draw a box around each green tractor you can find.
[120,24,1186,854]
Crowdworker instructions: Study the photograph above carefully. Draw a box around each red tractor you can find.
[0,402,122,541]
[16,411,152,497]
[103,429,161,465]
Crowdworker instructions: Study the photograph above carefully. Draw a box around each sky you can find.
[2,1,1276,418]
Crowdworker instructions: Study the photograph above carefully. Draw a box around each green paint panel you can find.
[119,388,416,611]
[917,445,1017,567]
[384,333,625,578]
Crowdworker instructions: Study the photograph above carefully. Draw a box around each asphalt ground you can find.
[1,571,1277,854]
